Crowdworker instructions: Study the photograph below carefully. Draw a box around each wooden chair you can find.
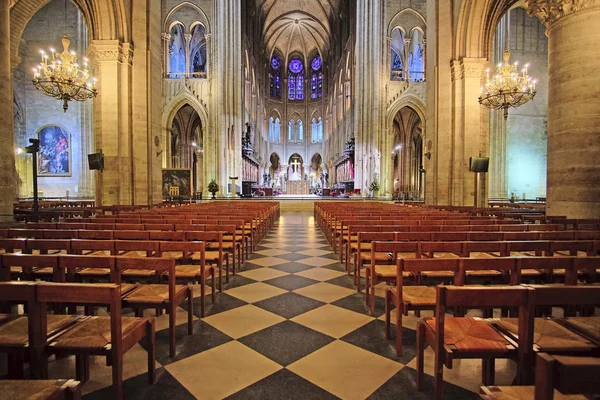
[0,238,27,255]
[148,231,185,241]
[158,241,215,317]
[36,282,155,400]
[416,286,534,399]
[385,258,460,356]
[494,285,600,360]
[186,231,227,291]
[354,232,397,292]
[113,230,150,241]
[0,379,81,400]
[70,239,115,256]
[76,230,114,240]
[115,257,192,358]
[365,240,420,314]
[480,353,600,400]
[25,239,71,255]
[0,254,60,282]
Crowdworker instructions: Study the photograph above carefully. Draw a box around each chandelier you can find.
[32,35,97,112]
[478,50,537,119]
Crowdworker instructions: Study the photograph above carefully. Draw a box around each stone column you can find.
[528,0,600,218]
[184,33,192,76]
[162,33,170,77]
[354,0,383,192]
[403,38,411,81]
[0,2,18,219]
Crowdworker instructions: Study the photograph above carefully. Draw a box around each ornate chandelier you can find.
[32,35,97,112]
[478,50,537,119]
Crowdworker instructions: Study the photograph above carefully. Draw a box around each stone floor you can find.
[69,211,518,399]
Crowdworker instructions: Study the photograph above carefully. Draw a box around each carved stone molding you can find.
[527,0,591,27]
[450,60,464,82]
[451,58,486,81]
[88,41,134,66]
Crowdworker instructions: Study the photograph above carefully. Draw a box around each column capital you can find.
[87,40,133,66]
[527,0,598,28]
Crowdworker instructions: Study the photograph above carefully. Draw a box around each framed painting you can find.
[162,168,192,197]
[37,125,71,177]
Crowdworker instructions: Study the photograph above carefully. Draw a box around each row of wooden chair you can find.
[0,281,155,400]
[384,255,600,356]
[414,285,600,399]
[360,238,600,298]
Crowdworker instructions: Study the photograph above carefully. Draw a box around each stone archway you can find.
[390,106,423,200]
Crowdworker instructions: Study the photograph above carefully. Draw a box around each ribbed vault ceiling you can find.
[258,0,340,61]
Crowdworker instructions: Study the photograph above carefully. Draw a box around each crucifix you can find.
[291,158,301,173]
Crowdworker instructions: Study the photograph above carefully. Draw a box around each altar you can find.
[286,180,309,195]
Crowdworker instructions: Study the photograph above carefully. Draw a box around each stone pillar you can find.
[354,0,383,192]
[184,33,192,76]
[0,1,18,219]
[528,1,600,218]
[88,40,133,206]
[162,33,170,77]
[403,38,411,81]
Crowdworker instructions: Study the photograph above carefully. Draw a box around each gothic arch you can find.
[10,0,130,67]
[164,1,211,34]
[387,94,426,129]
[162,94,209,165]
[387,9,426,37]
[455,0,520,60]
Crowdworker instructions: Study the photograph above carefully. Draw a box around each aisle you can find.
[84,211,480,399]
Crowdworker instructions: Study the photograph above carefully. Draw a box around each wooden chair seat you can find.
[422,270,455,278]
[563,317,600,341]
[31,267,55,276]
[208,241,233,250]
[432,252,461,258]
[77,268,112,277]
[394,285,437,307]
[123,284,188,304]
[359,252,393,262]
[0,379,81,400]
[202,251,227,262]
[496,318,596,351]
[173,265,212,279]
[0,315,77,345]
[426,317,511,353]
[350,241,370,251]
[479,385,585,400]
[50,316,145,350]
[521,269,544,277]
[466,269,503,277]
[121,269,156,277]
[371,265,412,279]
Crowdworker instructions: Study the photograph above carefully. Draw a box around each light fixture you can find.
[31,0,96,112]
[478,50,537,119]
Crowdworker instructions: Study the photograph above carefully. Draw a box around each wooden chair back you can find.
[148,231,185,241]
[534,353,600,399]
[26,239,72,254]
[1,254,59,281]
[70,239,115,256]
[0,238,27,254]
[57,255,116,283]
[113,230,150,241]
[77,230,114,240]
[42,230,78,240]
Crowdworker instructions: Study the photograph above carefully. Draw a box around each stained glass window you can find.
[288,58,304,100]
[310,56,323,99]
[270,55,281,99]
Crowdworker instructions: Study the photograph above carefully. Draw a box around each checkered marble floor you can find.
[76,211,516,399]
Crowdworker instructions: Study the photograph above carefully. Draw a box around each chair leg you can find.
[416,321,425,391]
[211,269,216,304]
[370,281,376,316]
[482,358,495,386]
[146,319,156,385]
[169,304,176,358]
[75,354,90,383]
[218,260,223,292]
[7,353,24,379]
[200,276,206,318]
[187,286,194,335]
[385,292,391,340]
[111,351,123,400]
[225,257,230,284]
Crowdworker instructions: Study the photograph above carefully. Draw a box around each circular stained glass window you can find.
[311,56,322,71]
[289,59,303,73]
[271,57,280,69]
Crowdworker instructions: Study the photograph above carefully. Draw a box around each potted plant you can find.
[207,179,219,199]
[369,178,380,198]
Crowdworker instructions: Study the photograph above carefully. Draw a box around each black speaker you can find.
[469,157,489,173]
[88,153,104,170]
